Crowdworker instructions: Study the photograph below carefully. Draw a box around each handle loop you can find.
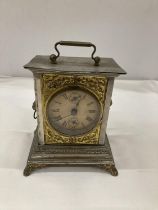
[50,41,100,66]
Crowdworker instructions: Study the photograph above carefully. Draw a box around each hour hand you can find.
[76,96,83,107]
[76,94,86,106]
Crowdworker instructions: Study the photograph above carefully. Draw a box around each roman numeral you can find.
[82,94,86,100]
[88,110,96,113]
[52,109,59,112]
[86,116,93,122]
[87,101,94,106]
[54,100,61,104]
[53,115,62,121]
[62,121,67,127]
[62,93,69,100]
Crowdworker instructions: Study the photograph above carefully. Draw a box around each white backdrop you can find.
[0,0,158,79]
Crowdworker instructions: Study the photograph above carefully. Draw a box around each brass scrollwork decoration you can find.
[41,73,107,144]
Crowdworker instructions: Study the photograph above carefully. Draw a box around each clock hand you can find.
[54,106,79,122]
[76,96,82,107]
[76,94,86,107]
[62,114,72,119]
[54,114,72,121]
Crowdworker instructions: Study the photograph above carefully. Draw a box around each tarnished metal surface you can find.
[24,56,126,76]
[23,128,118,176]
[99,78,114,144]
[34,73,45,144]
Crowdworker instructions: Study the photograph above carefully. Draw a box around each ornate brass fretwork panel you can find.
[41,73,108,144]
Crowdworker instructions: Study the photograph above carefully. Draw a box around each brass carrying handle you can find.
[50,41,100,66]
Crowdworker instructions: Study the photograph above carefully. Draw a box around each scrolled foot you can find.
[99,164,118,176]
[110,165,118,176]
[23,164,33,176]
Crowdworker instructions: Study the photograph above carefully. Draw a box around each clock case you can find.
[23,41,126,176]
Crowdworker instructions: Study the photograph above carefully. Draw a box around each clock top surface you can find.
[24,55,126,75]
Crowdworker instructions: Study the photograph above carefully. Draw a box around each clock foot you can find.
[110,165,118,176]
[23,163,49,176]
[23,164,34,176]
[99,164,118,176]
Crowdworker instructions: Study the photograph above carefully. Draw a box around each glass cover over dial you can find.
[46,87,101,136]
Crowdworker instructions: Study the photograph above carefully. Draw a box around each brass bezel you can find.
[45,85,102,137]
[41,73,107,144]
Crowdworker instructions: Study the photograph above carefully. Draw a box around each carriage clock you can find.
[23,41,126,176]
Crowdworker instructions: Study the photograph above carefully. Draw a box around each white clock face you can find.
[46,87,101,136]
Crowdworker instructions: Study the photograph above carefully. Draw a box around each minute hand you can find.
[54,114,71,121]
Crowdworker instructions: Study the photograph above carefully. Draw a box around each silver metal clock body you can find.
[23,41,126,176]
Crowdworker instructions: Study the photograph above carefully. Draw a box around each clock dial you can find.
[46,88,101,136]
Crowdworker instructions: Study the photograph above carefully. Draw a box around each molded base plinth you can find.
[24,129,118,176]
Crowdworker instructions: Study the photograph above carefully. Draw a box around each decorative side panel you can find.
[41,73,107,144]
